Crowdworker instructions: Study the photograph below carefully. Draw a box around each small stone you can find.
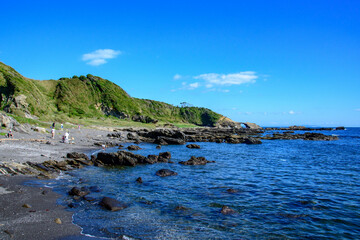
[22,204,31,208]
[221,206,236,215]
[136,177,143,183]
[156,145,161,149]
[54,218,62,224]
[226,188,238,193]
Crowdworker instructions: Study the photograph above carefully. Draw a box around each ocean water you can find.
[33,128,360,239]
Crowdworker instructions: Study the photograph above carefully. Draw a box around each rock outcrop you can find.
[179,156,215,165]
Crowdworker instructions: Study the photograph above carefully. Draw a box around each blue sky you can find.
[1,0,359,126]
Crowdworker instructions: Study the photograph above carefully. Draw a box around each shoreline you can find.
[0,125,342,239]
[0,128,114,240]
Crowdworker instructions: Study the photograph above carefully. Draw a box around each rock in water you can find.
[159,152,171,159]
[156,169,178,177]
[179,156,215,165]
[186,144,201,149]
[221,206,236,215]
[136,177,143,183]
[100,197,128,211]
[127,145,141,150]
[243,137,262,144]
[22,203,32,208]
[68,187,89,197]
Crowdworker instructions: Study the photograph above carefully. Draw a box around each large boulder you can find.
[96,150,149,166]
[100,197,128,211]
[243,137,262,144]
[127,145,141,151]
[68,187,90,197]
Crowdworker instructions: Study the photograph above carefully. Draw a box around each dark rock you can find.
[67,152,89,161]
[226,188,238,193]
[22,203,31,208]
[156,169,178,177]
[159,152,171,159]
[147,155,159,164]
[175,205,189,211]
[118,144,124,149]
[221,205,236,215]
[186,144,201,149]
[136,177,143,183]
[179,156,215,165]
[96,151,148,166]
[156,145,162,149]
[127,145,141,151]
[100,197,128,211]
[156,136,185,145]
[68,187,89,197]
[243,137,262,144]
[335,126,345,130]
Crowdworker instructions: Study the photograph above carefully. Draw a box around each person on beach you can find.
[61,123,63,131]
[78,124,81,131]
[52,122,55,129]
[51,128,55,139]
[7,129,13,138]
[63,131,69,143]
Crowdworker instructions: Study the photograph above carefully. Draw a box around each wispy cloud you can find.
[82,49,121,66]
[289,110,295,115]
[356,108,360,112]
[194,71,258,86]
[173,74,182,80]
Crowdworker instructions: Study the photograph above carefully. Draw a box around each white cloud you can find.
[289,110,295,115]
[189,82,200,89]
[82,49,121,66]
[173,74,182,80]
[194,71,257,86]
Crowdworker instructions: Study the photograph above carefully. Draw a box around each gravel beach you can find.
[0,127,115,239]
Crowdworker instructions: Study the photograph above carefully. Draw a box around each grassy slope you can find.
[0,62,222,127]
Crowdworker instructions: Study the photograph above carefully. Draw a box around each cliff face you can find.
[0,62,222,126]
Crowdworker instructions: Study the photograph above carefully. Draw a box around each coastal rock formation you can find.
[264,126,340,131]
[156,169,178,177]
[179,156,215,165]
[262,132,339,141]
[68,187,90,197]
[186,144,201,149]
[127,145,141,150]
[100,197,128,211]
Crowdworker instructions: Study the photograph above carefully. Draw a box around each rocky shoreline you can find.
[0,114,344,239]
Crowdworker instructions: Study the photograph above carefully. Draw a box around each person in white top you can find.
[64,131,69,143]
[51,128,55,139]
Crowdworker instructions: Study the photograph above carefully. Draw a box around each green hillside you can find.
[0,61,222,127]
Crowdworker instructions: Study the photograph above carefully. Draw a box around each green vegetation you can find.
[0,61,223,127]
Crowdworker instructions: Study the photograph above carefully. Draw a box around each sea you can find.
[29,128,360,239]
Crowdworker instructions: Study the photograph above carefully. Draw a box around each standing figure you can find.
[51,128,55,139]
